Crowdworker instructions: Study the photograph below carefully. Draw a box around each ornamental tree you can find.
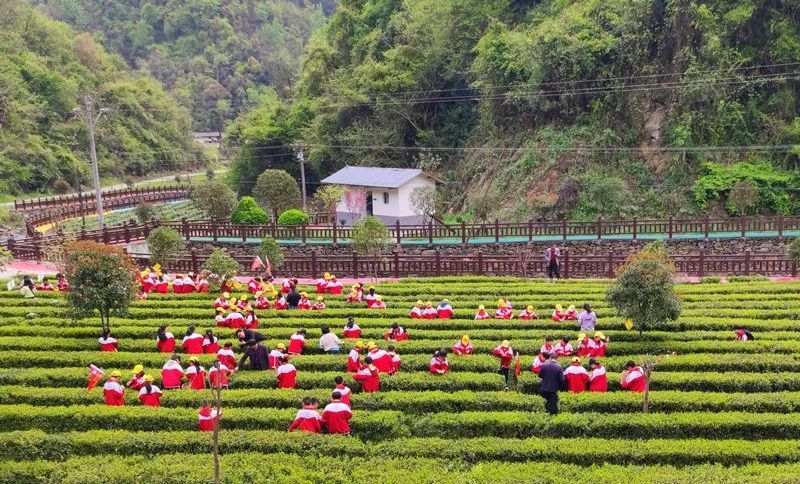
[252,169,301,218]
[606,245,681,337]
[351,216,390,281]
[63,241,137,332]
[190,179,238,220]
[147,226,185,267]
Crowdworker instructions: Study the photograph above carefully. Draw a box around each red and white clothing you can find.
[138,385,162,406]
[389,353,402,374]
[98,337,118,352]
[735,329,750,341]
[217,348,237,369]
[224,311,245,329]
[315,278,328,294]
[347,289,363,303]
[268,349,285,369]
[209,364,230,389]
[215,314,226,327]
[326,279,343,294]
[422,307,438,319]
[156,332,175,353]
[576,339,593,357]
[244,313,259,330]
[385,326,409,341]
[236,299,249,311]
[437,303,453,319]
[185,365,207,390]
[161,360,184,389]
[554,342,574,357]
[551,309,567,322]
[274,297,288,310]
[247,278,261,293]
[182,276,196,293]
[297,298,312,310]
[589,365,608,392]
[172,278,183,294]
[410,306,423,319]
[564,363,589,393]
[621,366,646,392]
[335,384,352,407]
[56,278,70,291]
[182,333,204,354]
[353,365,380,393]
[347,349,362,373]
[312,301,326,310]
[565,309,578,320]
[288,407,322,433]
[365,293,378,307]
[429,357,449,374]
[371,300,386,309]
[453,341,473,355]
[322,401,352,434]
[287,334,307,355]
[198,407,220,431]
[590,339,607,357]
[155,280,169,294]
[495,307,513,319]
[214,297,230,309]
[196,278,209,293]
[37,281,54,291]
[127,375,146,391]
[368,349,393,374]
[254,295,271,310]
[492,345,514,368]
[276,363,297,389]
[530,352,547,373]
[474,311,490,320]
[518,308,538,320]
[281,279,293,293]
[103,380,125,406]
[540,343,556,355]
[203,337,220,354]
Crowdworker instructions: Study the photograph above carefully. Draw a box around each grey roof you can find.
[321,166,428,188]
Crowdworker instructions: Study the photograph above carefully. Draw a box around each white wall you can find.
[331,175,436,224]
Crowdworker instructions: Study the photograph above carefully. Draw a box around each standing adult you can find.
[578,303,597,331]
[538,352,565,415]
[236,339,271,371]
[286,286,302,309]
[236,328,266,349]
[545,243,561,281]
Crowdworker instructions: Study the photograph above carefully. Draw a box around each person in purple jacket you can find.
[578,303,596,331]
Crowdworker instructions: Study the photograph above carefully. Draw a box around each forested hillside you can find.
[0,0,202,195]
[228,0,800,221]
[31,0,336,130]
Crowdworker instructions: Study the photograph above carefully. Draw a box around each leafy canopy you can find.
[190,179,238,220]
[257,236,284,271]
[231,196,269,225]
[277,209,310,226]
[146,227,185,267]
[252,169,301,218]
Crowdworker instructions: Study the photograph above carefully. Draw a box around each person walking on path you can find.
[545,244,561,281]
[538,352,565,415]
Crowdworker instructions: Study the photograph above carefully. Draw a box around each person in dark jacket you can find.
[286,287,301,309]
[235,329,266,349]
[538,352,565,415]
[236,339,270,370]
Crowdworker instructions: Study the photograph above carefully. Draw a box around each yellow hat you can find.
[369,286,375,290]
[501,340,510,348]
[367,341,377,350]
[323,272,331,280]
[277,343,286,350]
[442,299,449,303]
[216,307,224,313]
[230,298,238,304]
[272,291,279,298]
[142,269,150,275]
[301,292,308,297]
[317,296,324,301]
[416,300,423,306]
[568,305,576,311]
[153,263,161,272]
[189,357,199,363]
[144,375,154,383]
[478,305,485,311]
[330,274,337,279]
[595,332,606,340]
[241,295,248,300]
[110,370,122,378]
[578,333,587,341]
[132,364,144,374]
[426,301,432,307]
[461,335,470,344]
[572,357,581,364]
[244,306,253,312]
[556,304,563,311]
[376,295,382,301]
[526,305,533,312]
[255,291,263,296]
[355,341,365,349]
[223,292,230,298]
[497,299,505,308]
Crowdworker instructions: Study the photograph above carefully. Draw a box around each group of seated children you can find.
[348,284,387,309]
[214,291,325,313]
[473,300,537,320]
[32,273,70,292]
[346,341,402,388]
[559,357,608,393]
[410,300,453,319]
[551,304,579,322]
[315,273,344,294]
[246,276,275,294]
[139,267,209,294]
[288,389,353,435]
[536,333,609,360]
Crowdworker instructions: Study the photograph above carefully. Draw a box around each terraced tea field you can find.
[3,277,800,483]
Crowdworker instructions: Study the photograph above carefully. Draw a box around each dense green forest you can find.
[228,0,800,221]
[0,0,202,195]
[31,0,336,130]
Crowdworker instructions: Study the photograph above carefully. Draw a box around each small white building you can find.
[321,166,439,226]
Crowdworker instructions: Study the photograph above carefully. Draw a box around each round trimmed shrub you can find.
[231,196,269,225]
[277,209,310,226]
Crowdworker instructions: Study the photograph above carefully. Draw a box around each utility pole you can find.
[297,148,307,212]
[74,96,110,227]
